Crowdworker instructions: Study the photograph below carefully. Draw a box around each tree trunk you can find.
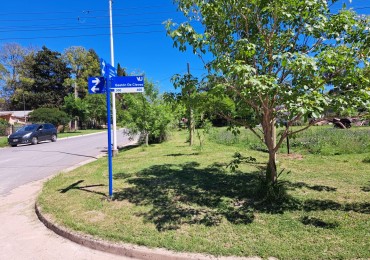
[145,132,149,146]
[266,151,277,183]
[262,110,277,184]
[189,107,195,146]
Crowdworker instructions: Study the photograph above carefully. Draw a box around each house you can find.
[0,110,33,125]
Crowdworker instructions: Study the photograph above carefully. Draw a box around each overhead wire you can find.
[0,4,187,42]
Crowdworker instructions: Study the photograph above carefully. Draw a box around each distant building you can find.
[0,110,33,125]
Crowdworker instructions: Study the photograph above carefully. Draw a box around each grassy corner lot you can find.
[37,128,370,260]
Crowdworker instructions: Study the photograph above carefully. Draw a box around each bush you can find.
[29,108,71,127]
[0,118,10,136]
[363,156,370,163]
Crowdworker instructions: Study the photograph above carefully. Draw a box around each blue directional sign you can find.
[88,77,106,94]
[111,76,144,93]
[100,59,116,79]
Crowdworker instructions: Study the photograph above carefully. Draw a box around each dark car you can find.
[8,123,57,147]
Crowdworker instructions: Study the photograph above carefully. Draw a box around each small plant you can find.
[227,152,257,172]
[254,169,291,205]
[362,156,370,163]
[196,120,211,150]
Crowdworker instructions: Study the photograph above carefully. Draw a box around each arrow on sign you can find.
[91,78,101,93]
[101,60,106,76]
[88,77,105,94]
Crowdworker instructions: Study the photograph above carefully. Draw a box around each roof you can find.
[0,111,33,117]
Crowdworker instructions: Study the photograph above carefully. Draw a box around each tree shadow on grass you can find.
[114,162,259,230]
[287,182,337,192]
[110,163,369,231]
[300,216,339,229]
[361,181,370,192]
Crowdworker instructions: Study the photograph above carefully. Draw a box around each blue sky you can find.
[0,0,207,93]
[0,0,369,93]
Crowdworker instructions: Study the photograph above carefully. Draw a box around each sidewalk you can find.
[0,178,132,260]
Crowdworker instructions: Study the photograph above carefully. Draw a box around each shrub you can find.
[29,108,71,127]
[363,156,370,163]
[0,118,10,136]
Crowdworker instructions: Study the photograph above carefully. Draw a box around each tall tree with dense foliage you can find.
[0,43,33,110]
[63,46,100,99]
[16,46,71,109]
[166,0,370,183]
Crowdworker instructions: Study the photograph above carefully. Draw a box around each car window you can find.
[17,125,38,132]
[44,124,55,130]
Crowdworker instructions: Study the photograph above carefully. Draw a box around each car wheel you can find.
[11,144,17,147]
[51,134,57,142]
[31,137,38,145]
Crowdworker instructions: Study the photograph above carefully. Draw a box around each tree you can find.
[16,46,71,109]
[166,0,370,184]
[63,46,100,99]
[120,80,175,146]
[171,71,199,145]
[29,107,70,127]
[116,63,127,76]
[0,43,33,110]
[63,94,89,128]
[85,94,107,128]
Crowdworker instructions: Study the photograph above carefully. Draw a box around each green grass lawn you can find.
[58,129,105,139]
[0,136,7,147]
[37,127,370,260]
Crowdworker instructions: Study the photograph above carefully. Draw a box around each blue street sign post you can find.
[88,77,106,94]
[111,76,144,93]
[89,59,145,198]
[100,58,114,198]
[106,77,113,198]
[101,58,117,79]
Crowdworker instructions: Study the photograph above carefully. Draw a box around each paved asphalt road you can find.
[0,130,130,195]
[0,130,136,260]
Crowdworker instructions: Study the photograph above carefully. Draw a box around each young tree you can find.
[120,80,175,146]
[85,94,107,128]
[171,72,199,145]
[63,94,89,128]
[166,0,370,183]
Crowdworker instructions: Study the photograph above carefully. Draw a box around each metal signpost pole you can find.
[109,0,118,156]
[106,78,113,198]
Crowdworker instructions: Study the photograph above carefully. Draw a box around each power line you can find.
[0,30,166,41]
[0,22,165,33]
[0,11,177,23]
[0,4,172,16]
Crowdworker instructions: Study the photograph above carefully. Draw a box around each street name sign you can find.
[111,76,144,93]
[88,77,106,94]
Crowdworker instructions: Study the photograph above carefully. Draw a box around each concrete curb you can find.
[35,203,256,260]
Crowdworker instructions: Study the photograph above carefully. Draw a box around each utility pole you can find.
[74,82,78,130]
[109,0,118,156]
[23,92,26,123]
